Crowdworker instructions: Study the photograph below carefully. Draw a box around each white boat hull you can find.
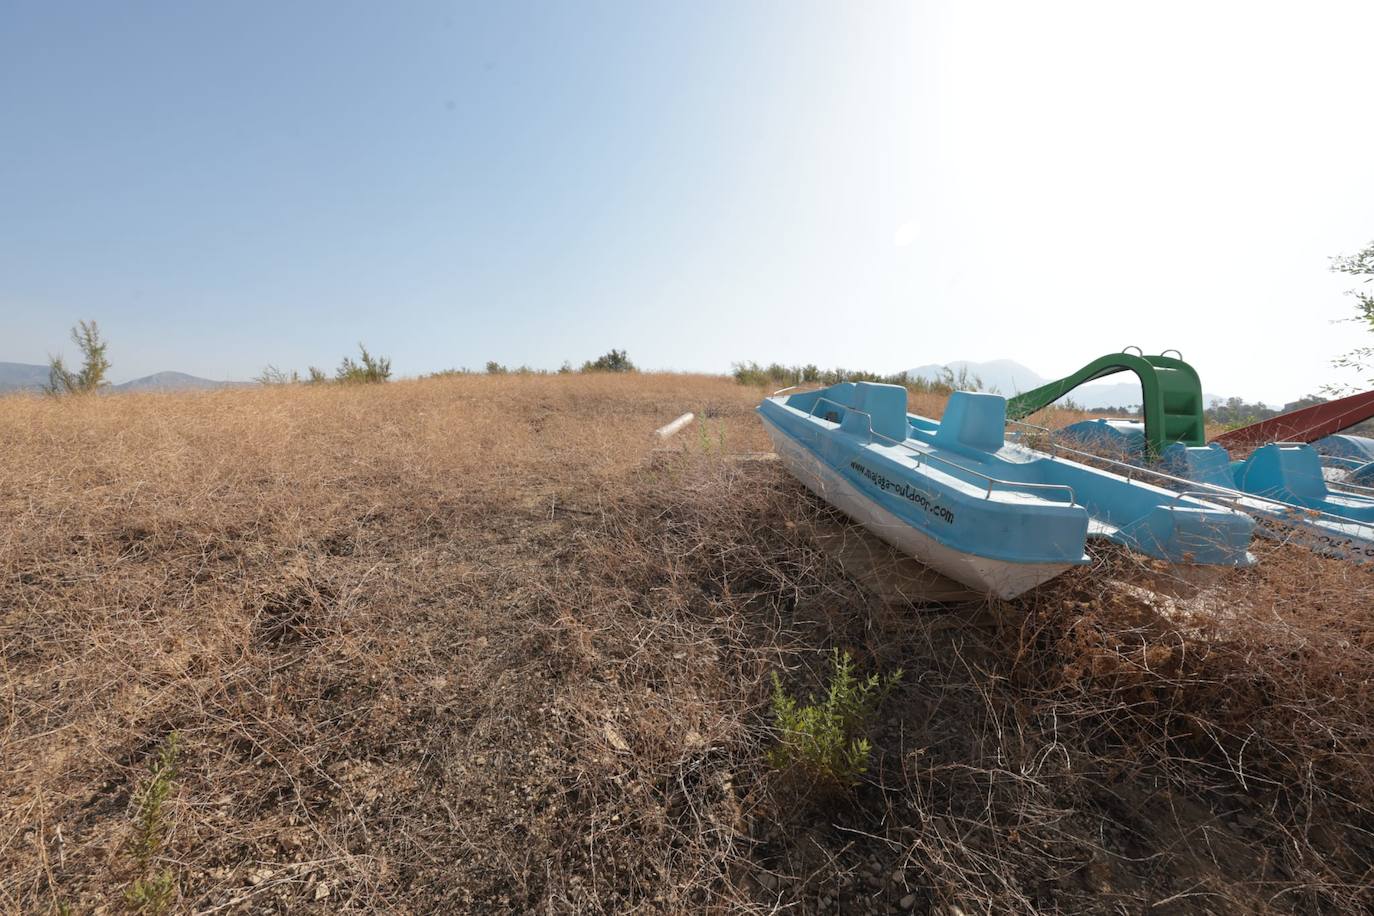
[762,419,1074,599]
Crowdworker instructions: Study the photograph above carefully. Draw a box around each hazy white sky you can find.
[904,1,1374,403]
[2,1,1371,403]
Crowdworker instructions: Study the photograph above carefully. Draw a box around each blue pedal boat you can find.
[1160,442,1374,564]
[1053,419,1374,564]
[758,383,1254,599]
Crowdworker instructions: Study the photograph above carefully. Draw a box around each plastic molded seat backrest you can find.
[847,382,909,442]
[934,391,1007,453]
[1238,444,1328,500]
[1313,434,1374,462]
[1161,443,1235,489]
[1063,419,1146,457]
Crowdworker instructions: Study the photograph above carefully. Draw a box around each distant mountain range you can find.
[0,362,51,392]
[906,359,1227,410]
[114,370,235,391]
[0,362,235,394]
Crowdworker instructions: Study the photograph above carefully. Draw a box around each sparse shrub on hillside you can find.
[485,361,508,375]
[255,365,299,385]
[581,349,635,372]
[260,347,390,386]
[46,320,111,395]
[336,344,391,384]
[769,650,901,790]
[732,361,982,395]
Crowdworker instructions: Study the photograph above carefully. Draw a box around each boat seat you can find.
[845,382,909,442]
[1161,443,1236,490]
[1313,434,1374,462]
[1062,419,1147,458]
[1237,444,1328,500]
[934,391,1007,454]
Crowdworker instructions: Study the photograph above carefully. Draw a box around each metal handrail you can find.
[1006,419,1374,530]
[802,396,1077,505]
[1164,487,1260,516]
[1161,489,1255,532]
[1326,477,1374,499]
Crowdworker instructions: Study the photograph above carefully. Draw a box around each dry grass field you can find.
[3,374,1373,915]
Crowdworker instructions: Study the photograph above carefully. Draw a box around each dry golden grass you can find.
[2,374,1372,915]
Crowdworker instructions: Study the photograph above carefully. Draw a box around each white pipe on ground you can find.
[655,412,695,439]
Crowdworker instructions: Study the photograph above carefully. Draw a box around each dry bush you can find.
[2,375,1372,915]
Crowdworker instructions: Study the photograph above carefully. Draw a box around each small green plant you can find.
[336,343,391,384]
[47,320,111,395]
[125,871,176,916]
[123,732,181,915]
[486,360,508,375]
[769,650,901,789]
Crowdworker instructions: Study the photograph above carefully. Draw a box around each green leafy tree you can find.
[336,343,391,384]
[1331,241,1374,389]
[47,320,111,394]
[580,349,636,373]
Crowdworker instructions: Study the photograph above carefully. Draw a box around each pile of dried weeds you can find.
[1,375,1371,914]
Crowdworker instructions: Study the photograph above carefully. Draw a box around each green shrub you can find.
[581,349,635,373]
[255,365,299,385]
[124,871,176,916]
[769,650,901,789]
[47,320,111,395]
[124,732,181,914]
[336,344,391,384]
[731,361,981,395]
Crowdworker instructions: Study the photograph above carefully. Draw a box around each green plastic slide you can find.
[1004,349,1205,455]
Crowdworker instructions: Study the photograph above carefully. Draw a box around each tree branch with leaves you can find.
[47,320,111,395]
[1331,241,1374,390]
